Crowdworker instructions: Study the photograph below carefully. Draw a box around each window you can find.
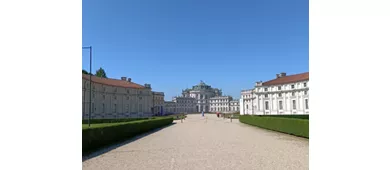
[103,95,105,100]
[264,88,268,92]
[114,88,117,92]
[93,85,95,90]
[293,100,296,110]
[305,99,309,109]
[91,103,94,113]
[114,104,117,113]
[304,83,307,87]
[139,97,142,100]
[246,105,248,109]
[278,86,281,90]
[103,86,106,91]
[127,89,129,93]
[139,104,142,112]
[304,91,308,95]
[279,101,283,110]
[265,101,269,110]
[291,85,295,89]
[292,92,295,96]
[102,104,105,113]
[127,96,129,100]
[93,92,95,98]
[114,96,117,100]
[278,93,282,97]
[265,94,268,98]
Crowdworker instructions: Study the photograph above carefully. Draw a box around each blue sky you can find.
[82,0,308,100]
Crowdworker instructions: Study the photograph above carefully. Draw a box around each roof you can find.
[262,72,309,86]
[241,89,253,92]
[82,74,145,89]
[210,96,231,99]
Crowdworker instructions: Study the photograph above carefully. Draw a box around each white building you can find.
[182,81,222,112]
[229,100,240,113]
[240,89,254,115]
[210,96,232,112]
[209,96,240,113]
[240,72,309,115]
[163,101,177,114]
[163,97,197,114]
[172,97,197,113]
[164,81,240,114]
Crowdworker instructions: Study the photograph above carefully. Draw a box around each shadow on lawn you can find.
[82,122,177,162]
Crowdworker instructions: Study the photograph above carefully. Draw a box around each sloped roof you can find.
[262,72,309,86]
[82,74,145,89]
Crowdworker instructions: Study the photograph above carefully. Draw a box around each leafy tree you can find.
[82,69,93,75]
[95,67,107,78]
[82,69,89,74]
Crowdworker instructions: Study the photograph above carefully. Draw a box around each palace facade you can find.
[82,74,161,119]
[182,81,222,112]
[240,72,309,115]
[164,81,239,114]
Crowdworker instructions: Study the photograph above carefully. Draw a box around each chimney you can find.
[280,72,287,77]
[127,78,132,82]
[276,74,280,78]
[144,84,151,89]
[256,81,263,86]
[121,77,127,81]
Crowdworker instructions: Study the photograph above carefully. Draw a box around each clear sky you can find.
[82,0,308,100]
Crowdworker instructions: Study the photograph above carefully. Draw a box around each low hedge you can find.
[82,117,150,124]
[82,117,173,154]
[257,114,309,120]
[239,115,309,138]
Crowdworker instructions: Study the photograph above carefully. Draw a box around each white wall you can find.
[242,80,309,115]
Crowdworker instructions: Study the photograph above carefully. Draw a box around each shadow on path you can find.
[82,122,177,162]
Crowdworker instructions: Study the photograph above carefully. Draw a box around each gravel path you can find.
[83,114,309,170]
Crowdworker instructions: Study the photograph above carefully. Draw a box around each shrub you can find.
[82,117,173,154]
[82,118,150,124]
[239,115,309,138]
[257,114,309,120]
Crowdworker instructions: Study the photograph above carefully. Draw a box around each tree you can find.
[82,69,89,74]
[82,69,93,75]
[95,67,107,78]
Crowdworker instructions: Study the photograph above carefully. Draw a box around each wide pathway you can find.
[83,114,309,170]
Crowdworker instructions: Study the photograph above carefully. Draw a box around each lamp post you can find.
[83,46,92,128]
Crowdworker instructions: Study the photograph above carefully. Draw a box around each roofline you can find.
[82,75,146,89]
[241,89,254,92]
[261,72,309,86]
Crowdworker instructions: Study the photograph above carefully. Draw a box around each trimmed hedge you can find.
[239,115,309,138]
[82,118,150,124]
[256,114,309,120]
[82,117,173,154]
